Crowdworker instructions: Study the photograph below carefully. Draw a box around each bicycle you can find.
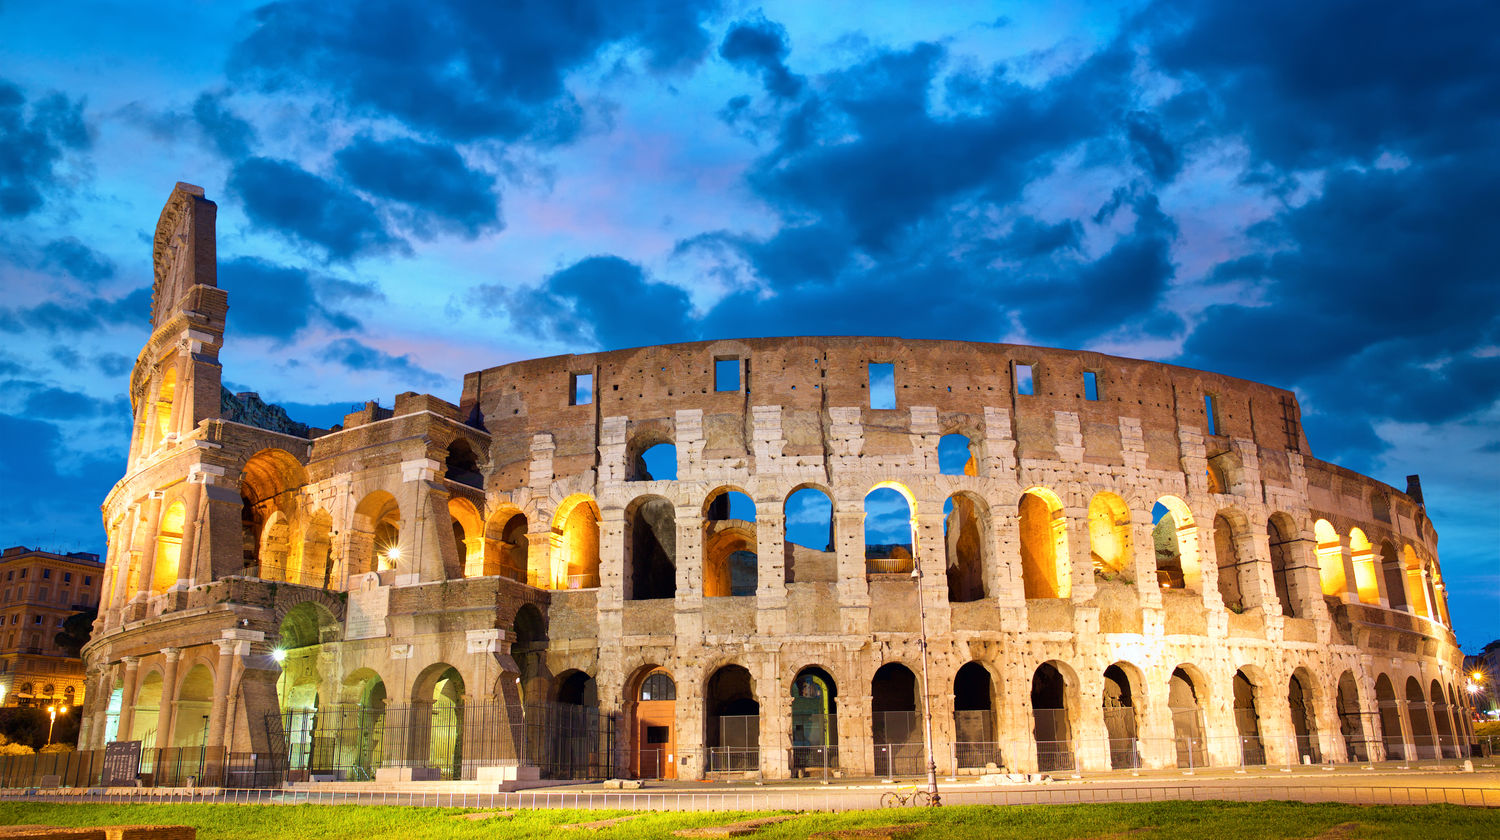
[879,784,931,807]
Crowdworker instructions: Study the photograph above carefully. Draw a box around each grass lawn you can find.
[1,801,1498,839]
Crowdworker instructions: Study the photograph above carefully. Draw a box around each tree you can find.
[53,608,97,657]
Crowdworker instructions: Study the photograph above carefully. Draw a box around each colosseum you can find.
[78,183,1474,786]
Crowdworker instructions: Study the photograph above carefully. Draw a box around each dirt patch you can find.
[673,816,796,837]
[809,824,927,840]
[1310,825,1366,840]
[561,815,643,830]
[451,811,514,822]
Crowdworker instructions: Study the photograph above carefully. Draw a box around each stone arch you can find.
[871,661,921,776]
[1379,541,1408,611]
[300,509,333,588]
[152,365,177,448]
[409,662,465,778]
[1267,513,1301,617]
[512,603,548,706]
[944,491,988,602]
[1233,668,1267,765]
[952,661,999,769]
[1153,495,1201,594]
[443,438,484,489]
[1347,528,1380,604]
[864,482,915,574]
[625,494,675,600]
[1103,661,1145,769]
[790,666,839,775]
[1313,519,1345,597]
[484,506,528,582]
[259,510,292,582]
[1031,660,1078,772]
[1335,670,1367,761]
[704,664,759,772]
[1405,676,1434,758]
[627,664,677,779]
[1288,667,1321,763]
[1430,679,1456,757]
[1212,509,1252,611]
[151,500,186,594]
[170,663,214,748]
[551,494,600,590]
[1087,491,1132,579]
[703,487,757,598]
[1374,673,1405,760]
[1168,664,1208,768]
[1019,487,1069,599]
[338,667,387,776]
[130,668,164,744]
[784,485,834,583]
[628,426,676,481]
[350,490,401,578]
[447,496,484,578]
[1402,545,1430,618]
[239,448,308,575]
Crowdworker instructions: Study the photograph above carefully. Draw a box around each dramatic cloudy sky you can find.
[2,1,1496,647]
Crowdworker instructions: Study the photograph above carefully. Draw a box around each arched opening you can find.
[349,491,401,578]
[102,684,123,744]
[544,669,601,780]
[152,501,185,594]
[1019,488,1068,599]
[1379,542,1408,611]
[556,671,596,707]
[1205,460,1227,494]
[1289,669,1321,763]
[275,601,338,775]
[1431,680,1456,757]
[1103,663,1141,769]
[630,668,676,779]
[1336,671,1367,762]
[153,366,177,447]
[551,495,600,590]
[448,497,483,578]
[443,439,484,489]
[864,486,913,574]
[937,433,976,476]
[704,488,757,597]
[410,664,464,779]
[239,449,307,576]
[1233,670,1265,766]
[1403,546,1430,618]
[944,493,986,602]
[871,662,920,776]
[626,496,675,600]
[131,670,163,748]
[1169,667,1208,768]
[953,662,997,769]
[790,667,838,777]
[705,665,759,772]
[340,669,387,779]
[1348,529,1380,604]
[1154,496,1201,594]
[1087,492,1132,579]
[784,487,834,584]
[1212,513,1245,610]
[629,438,677,481]
[494,512,528,582]
[301,510,333,588]
[1031,662,1074,772]
[1374,674,1405,761]
[512,603,547,707]
[170,665,214,752]
[1267,514,1299,617]
[1314,519,1345,598]
[1405,676,1434,758]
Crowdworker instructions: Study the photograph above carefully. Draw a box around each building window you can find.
[869,363,896,409]
[63,572,71,583]
[1015,364,1035,396]
[33,615,42,624]
[1083,371,1099,401]
[570,373,593,406]
[1205,394,1220,435]
[714,357,741,392]
[38,587,47,600]
[83,575,91,586]
[41,569,50,579]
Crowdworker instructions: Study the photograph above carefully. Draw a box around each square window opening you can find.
[570,373,594,406]
[869,363,896,409]
[714,357,741,392]
[1015,364,1034,396]
[1083,371,1099,401]
[646,726,670,744]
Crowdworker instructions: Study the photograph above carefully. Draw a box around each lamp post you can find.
[911,550,941,806]
[46,704,66,746]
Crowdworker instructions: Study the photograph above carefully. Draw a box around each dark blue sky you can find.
[1,1,1496,648]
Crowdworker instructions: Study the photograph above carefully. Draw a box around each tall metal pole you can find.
[913,550,941,805]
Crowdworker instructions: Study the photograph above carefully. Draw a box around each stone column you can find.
[1063,505,1095,604]
[115,657,141,742]
[913,509,951,636]
[158,648,182,751]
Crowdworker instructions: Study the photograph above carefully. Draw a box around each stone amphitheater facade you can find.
[79,184,1473,784]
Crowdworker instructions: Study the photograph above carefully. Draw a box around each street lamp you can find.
[46,704,66,746]
[911,550,941,806]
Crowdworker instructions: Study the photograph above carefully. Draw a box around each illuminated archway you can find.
[1019,487,1068,599]
[1087,492,1132,579]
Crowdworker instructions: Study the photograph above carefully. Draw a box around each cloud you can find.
[228,156,401,260]
[0,412,118,553]
[324,338,446,388]
[41,236,115,284]
[192,91,257,158]
[720,14,802,100]
[0,288,151,335]
[335,135,501,238]
[480,255,697,350]
[230,0,720,144]
[218,256,366,340]
[0,78,90,219]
